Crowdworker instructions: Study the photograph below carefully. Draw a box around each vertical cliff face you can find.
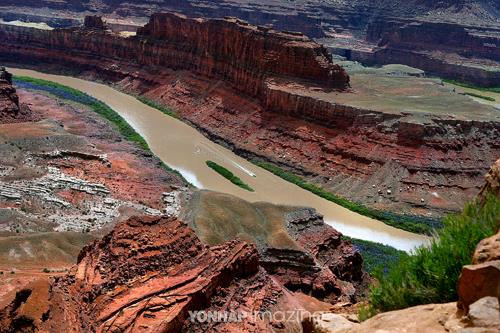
[137,13,349,90]
[0,13,349,99]
[0,67,18,115]
[0,67,36,123]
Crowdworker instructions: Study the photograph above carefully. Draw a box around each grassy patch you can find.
[206,160,254,192]
[464,92,495,101]
[136,96,179,118]
[443,79,500,93]
[343,236,407,274]
[254,161,440,234]
[14,75,192,186]
[362,194,499,318]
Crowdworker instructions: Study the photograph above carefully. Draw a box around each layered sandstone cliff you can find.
[0,15,498,216]
[0,13,348,100]
[337,19,500,87]
[137,13,349,90]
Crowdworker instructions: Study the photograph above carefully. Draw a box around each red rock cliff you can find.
[0,67,35,123]
[0,13,348,101]
[137,13,349,90]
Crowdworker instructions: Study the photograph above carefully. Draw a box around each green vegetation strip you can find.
[206,161,254,192]
[464,92,496,102]
[343,236,406,274]
[254,161,438,234]
[360,194,499,320]
[443,79,500,93]
[136,96,179,118]
[15,76,149,150]
[14,75,191,185]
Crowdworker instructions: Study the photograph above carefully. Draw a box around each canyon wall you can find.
[355,20,500,87]
[137,13,349,89]
[0,13,348,100]
[0,15,498,215]
[2,1,498,86]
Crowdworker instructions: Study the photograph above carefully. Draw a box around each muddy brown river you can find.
[10,68,429,251]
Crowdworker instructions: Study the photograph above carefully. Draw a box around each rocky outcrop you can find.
[0,67,37,123]
[458,227,500,313]
[479,158,500,201]
[0,214,365,332]
[0,216,281,332]
[186,192,367,305]
[473,230,500,264]
[263,208,366,303]
[0,67,19,116]
[83,15,107,30]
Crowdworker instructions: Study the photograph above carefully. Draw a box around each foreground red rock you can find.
[0,216,342,332]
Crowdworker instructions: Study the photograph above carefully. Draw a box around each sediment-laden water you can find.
[10,68,430,251]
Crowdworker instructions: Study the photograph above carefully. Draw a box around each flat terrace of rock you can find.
[268,73,500,122]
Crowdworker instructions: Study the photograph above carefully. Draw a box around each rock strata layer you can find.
[0,68,37,123]
[0,215,350,332]
[0,15,498,216]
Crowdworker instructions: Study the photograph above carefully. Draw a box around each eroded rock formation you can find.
[0,215,360,332]
[0,67,19,119]
[0,68,38,123]
[83,15,107,30]
[479,158,500,201]
[185,192,367,305]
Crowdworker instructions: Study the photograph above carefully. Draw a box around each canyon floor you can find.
[0,69,376,332]
[0,13,497,226]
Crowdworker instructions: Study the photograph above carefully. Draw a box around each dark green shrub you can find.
[343,236,407,274]
[464,92,495,101]
[364,194,499,316]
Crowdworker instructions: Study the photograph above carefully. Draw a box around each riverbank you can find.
[9,68,428,251]
[12,74,414,273]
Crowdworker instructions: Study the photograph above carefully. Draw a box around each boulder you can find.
[473,230,500,264]
[468,296,500,329]
[457,260,500,312]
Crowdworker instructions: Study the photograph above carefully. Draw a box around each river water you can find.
[9,68,429,251]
